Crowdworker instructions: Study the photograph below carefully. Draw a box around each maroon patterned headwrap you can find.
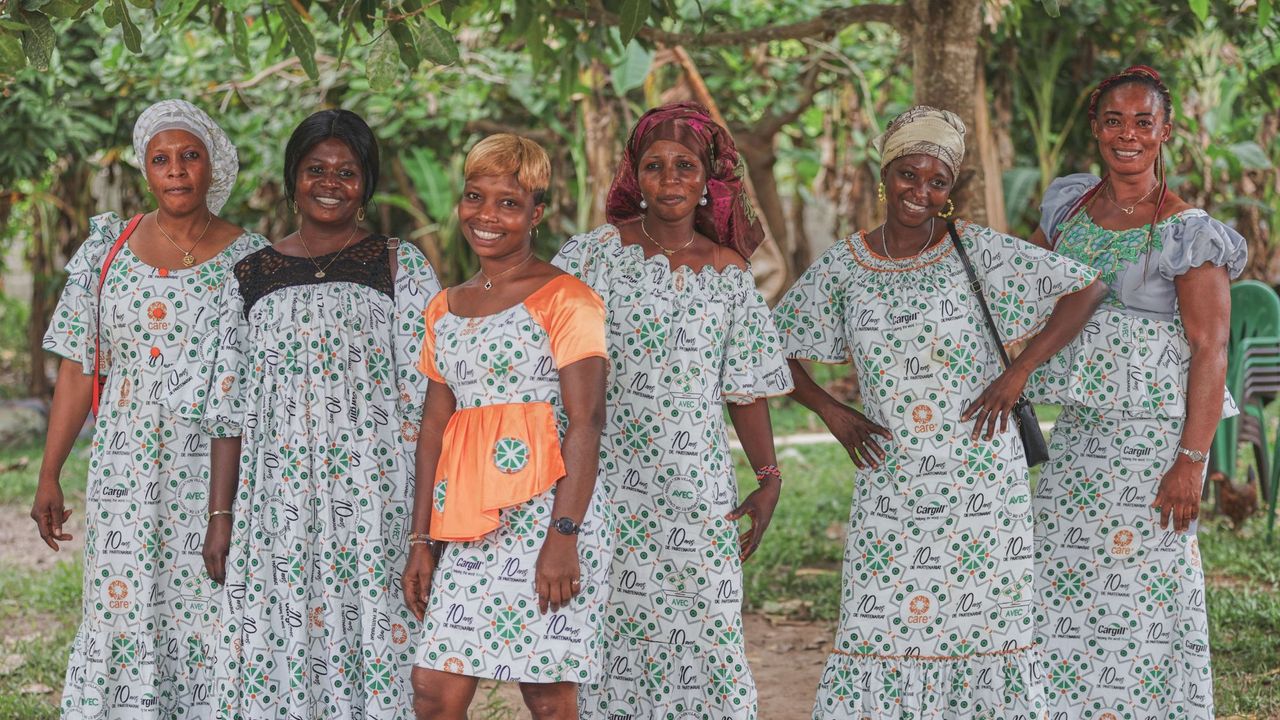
[605,102,765,258]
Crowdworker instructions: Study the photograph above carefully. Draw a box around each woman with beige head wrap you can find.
[32,98,268,719]
[772,105,1107,717]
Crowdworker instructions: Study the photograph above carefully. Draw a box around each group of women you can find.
[32,63,1244,720]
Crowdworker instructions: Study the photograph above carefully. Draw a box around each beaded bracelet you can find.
[754,464,783,485]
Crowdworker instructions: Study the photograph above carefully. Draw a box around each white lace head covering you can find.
[873,105,967,179]
[132,99,239,214]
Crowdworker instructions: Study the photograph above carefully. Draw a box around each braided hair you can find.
[1055,65,1174,251]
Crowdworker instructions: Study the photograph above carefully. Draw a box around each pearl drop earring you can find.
[640,199,648,210]
[699,188,708,207]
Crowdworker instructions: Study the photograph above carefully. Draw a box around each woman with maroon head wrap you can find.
[552,102,793,719]
[1026,66,1244,718]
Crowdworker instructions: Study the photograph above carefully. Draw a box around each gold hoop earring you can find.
[877,183,886,204]
[357,207,366,222]
[938,198,955,219]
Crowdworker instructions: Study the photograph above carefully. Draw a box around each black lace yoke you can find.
[236,234,394,316]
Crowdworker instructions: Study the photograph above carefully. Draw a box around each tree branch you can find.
[568,4,902,46]
[752,63,829,138]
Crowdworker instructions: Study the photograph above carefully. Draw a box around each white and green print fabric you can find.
[553,225,793,720]
[1030,174,1246,720]
[413,279,613,684]
[772,222,1097,719]
[202,236,438,719]
[43,211,268,719]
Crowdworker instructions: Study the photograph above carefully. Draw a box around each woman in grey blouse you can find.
[1025,66,1245,718]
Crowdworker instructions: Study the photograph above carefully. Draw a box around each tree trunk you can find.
[904,0,997,226]
[582,60,621,230]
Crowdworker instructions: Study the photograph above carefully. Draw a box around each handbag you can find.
[91,214,145,417]
[944,220,1050,467]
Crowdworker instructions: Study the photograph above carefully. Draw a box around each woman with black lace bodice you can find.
[201,110,441,719]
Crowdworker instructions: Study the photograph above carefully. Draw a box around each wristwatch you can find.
[1176,445,1208,464]
[552,517,581,536]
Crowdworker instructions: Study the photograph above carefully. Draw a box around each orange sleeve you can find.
[526,275,608,369]
[416,291,450,383]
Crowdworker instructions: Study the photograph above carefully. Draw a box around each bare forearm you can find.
[38,359,93,486]
[1180,342,1227,454]
[1010,280,1107,376]
[786,359,842,420]
[727,399,777,469]
[551,419,603,523]
[208,437,241,514]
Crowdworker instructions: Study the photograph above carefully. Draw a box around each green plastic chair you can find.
[1213,281,1280,482]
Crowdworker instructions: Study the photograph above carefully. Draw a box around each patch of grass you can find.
[0,440,89,505]
[0,560,81,718]
[733,442,1280,716]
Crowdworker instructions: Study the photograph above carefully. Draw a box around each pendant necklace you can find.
[479,252,535,290]
[297,223,360,279]
[1104,179,1159,215]
[640,218,695,256]
[154,211,213,267]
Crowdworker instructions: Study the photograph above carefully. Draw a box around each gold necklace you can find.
[479,252,535,290]
[297,224,360,279]
[1104,179,1160,215]
[640,218,695,256]
[154,211,213,267]
[880,217,935,260]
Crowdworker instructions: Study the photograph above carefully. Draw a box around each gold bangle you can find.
[407,532,432,542]
[207,509,233,520]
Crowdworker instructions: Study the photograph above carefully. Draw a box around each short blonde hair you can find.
[464,134,551,203]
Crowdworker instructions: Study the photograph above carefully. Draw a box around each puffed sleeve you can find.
[201,264,250,438]
[720,272,794,404]
[1037,173,1100,241]
[961,221,1100,345]
[527,276,607,369]
[42,212,128,374]
[1157,210,1248,280]
[392,241,442,432]
[771,239,854,364]
[416,291,450,384]
[551,224,616,305]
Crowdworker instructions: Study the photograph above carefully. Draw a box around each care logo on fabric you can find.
[102,576,133,615]
[143,298,174,333]
[1106,525,1140,559]
[901,591,939,627]
[906,400,941,437]
[441,657,466,674]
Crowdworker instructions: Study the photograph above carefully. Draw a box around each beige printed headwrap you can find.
[873,106,967,179]
[132,99,239,214]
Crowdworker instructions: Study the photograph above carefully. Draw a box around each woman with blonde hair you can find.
[404,133,611,719]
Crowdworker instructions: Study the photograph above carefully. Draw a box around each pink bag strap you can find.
[91,213,144,416]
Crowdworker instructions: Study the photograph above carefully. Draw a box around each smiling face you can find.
[294,137,364,227]
[456,173,545,261]
[1092,82,1171,176]
[144,129,213,215]
[881,154,955,228]
[636,139,707,223]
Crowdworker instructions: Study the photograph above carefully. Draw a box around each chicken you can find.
[1210,470,1259,531]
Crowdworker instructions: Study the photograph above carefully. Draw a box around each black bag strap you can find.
[945,220,1013,371]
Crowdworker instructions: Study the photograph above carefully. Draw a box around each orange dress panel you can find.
[416,275,607,541]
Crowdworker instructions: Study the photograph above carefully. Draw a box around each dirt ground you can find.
[1,502,832,717]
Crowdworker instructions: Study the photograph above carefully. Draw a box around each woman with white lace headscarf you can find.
[33,98,268,719]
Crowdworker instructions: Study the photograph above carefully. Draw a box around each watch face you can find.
[554,518,579,535]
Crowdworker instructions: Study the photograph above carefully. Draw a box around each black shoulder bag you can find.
[945,220,1050,467]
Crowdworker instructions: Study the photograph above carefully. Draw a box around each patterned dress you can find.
[1028,174,1247,720]
[43,211,267,719]
[553,225,793,720]
[202,235,439,719]
[773,222,1098,719]
[413,274,613,684]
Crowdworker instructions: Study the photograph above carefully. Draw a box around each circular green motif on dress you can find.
[493,437,530,474]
